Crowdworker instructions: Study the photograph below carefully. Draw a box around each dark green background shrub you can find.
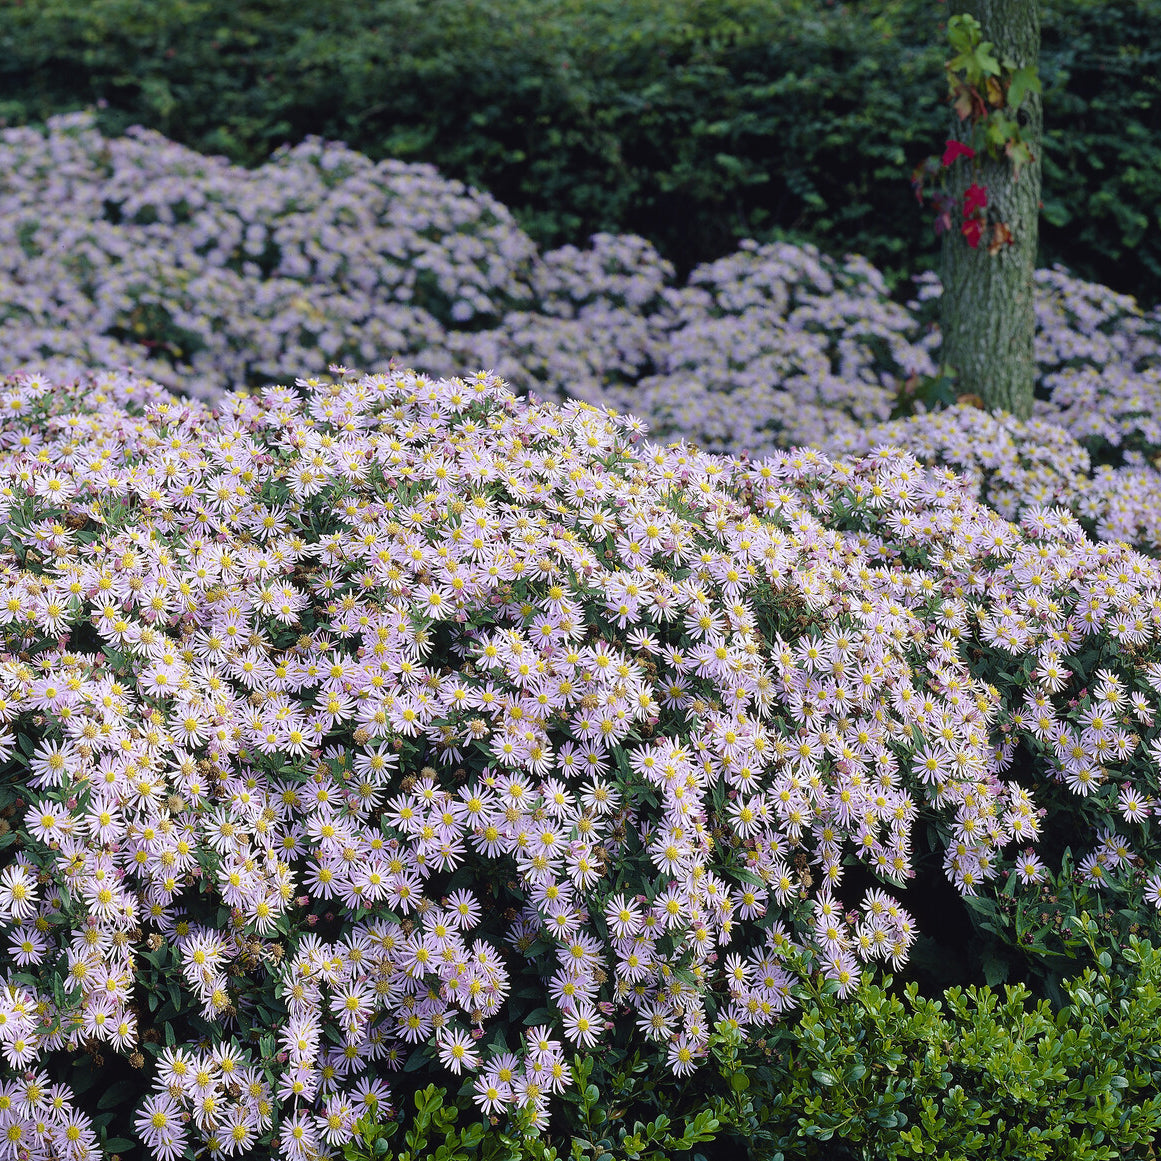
[1,0,1159,307]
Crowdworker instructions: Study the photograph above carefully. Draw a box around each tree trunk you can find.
[940,0,1042,419]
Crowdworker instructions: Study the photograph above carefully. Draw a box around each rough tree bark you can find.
[940,0,1042,419]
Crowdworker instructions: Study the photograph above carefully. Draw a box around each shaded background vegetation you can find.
[0,0,1158,305]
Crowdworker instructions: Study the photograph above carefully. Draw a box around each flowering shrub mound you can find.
[815,268,1161,552]
[825,402,1161,554]
[1,367,1161,1158]
[0,114,940,444]
[9,116,1161,552]
[0,113,540,400]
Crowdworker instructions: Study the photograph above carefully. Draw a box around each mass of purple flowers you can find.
[0,363,1159,1158]
[1,116,1161,1160]
[4,116,1161,556]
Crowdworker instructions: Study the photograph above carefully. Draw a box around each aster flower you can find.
[560,1003,602,1048]
[437,1027,481,1075]
[471,1067,510,1117]
[0,862,39,922]
[666,1032,702,1078]
[1013,851,1047,885]
[315,1096,356,1149]
[134,1094,187,1161]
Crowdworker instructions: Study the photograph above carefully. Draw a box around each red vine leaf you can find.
[964,183,988,214]
[941,139,976,167]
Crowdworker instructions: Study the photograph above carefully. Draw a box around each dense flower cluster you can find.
[460,239,941,454]
[6,115,1161,560]
[821,269,1161,551]
[0,113,539,400]
[825,402,1161,554]
[1,366,1160,1158]
[4,114,1161,1158]
[0,114,940,445]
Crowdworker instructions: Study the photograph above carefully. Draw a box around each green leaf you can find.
[70,1067,98,1094]
[811,1070,838,1087]
[981,954,1009,988]
[947,14,981,55]
[974,43,1001,78]
[1007,65,1041,111]
[96,1081,138,1110]
[415,1085,444,1115]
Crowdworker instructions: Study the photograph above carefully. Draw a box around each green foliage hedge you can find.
[752,923,1161,1161]
[2,0,1160,306]
[341,923,1161,1161]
